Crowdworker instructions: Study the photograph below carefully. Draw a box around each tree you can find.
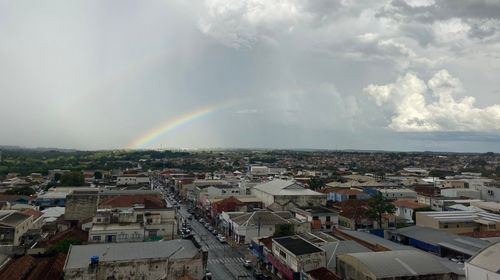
[273,224,294,237]
[94,171,103,180]
[309,177,326,190]
[46,239,82,254]
[60,171,85,186]
[5,186,35,196]
[366,193,396,229]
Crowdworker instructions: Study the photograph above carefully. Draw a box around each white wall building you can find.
[465,242,500,280]
[116,175,150,185]
[379,188,417,199]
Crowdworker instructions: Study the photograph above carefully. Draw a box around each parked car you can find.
[212,230,218,235]
[218,236,226,243]
[207,226,214,232]
[199,218,205,223]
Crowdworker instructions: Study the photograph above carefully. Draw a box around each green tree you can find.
[273,224,294,237]
[366,193,396,229]
[53,173,62,182]
[60,172,85,186]
[46,239,83,254]
[94,171,103,180]
[309,177,326,190]
[5,186,35,196]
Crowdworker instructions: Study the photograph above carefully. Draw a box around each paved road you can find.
[176,205,255,280]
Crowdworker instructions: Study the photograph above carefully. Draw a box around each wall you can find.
[64,257,204,280]
[465,263,500,280]
[65,191,99,221]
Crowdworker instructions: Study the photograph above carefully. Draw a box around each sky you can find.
[1,0,500,152]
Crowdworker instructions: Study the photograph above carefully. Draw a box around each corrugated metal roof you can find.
[342,250,458,278]
[468,241,500,273]
[64,240,199,270]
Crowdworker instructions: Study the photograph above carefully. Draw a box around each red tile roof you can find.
[21,209,44,220]
[25,253,66,280]
[36,227,88,248]
[307,267,341,280]
[392,200,429,209]
[99,195,166,209]
[0,255,36,280]
[0,195,35,202]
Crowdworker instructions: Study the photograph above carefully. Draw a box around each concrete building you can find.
[416,211,500,234]
[337,250,460,280]
[379,188,417,199]
[0,211,33,246]
[251,180,326,209]
[64,239,207,280]
[323,188,370,202]
[228,210,292,244]
[116,174,150,186]
[269,235,326,280]
[292,207,339,231]
[65,189,99,221]
[465,241,500,280]
[440,188,480,199]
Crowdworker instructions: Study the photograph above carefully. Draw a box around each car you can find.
[243,260,252,269]
[204,223,210,228]
[212,230,218,235]
[207,226,214,232]
[217,233,223,239]
[199,218,205,223]
[204,270,212,280]
[188,215,193,220]
[218,236,226,243]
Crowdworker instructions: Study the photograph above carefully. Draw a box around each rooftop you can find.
[232,210,291,226]
[392,199,429,209]
[253,179,323,196]
[64,239,199,270]
[468,241,500,273]
[394,225,490,256]
[341,250,460,278]
[273,235,323,256]
[0,212,31,227]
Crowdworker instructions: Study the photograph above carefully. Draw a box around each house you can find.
[269,235,326,280]
[337,250,461,280]
[392,200,430,223]
[440,188,480,199]
[0,211,33,246]
[465,241,500,280]
[333,200,372,230]
[209,196,263,218]
[292,207,338,231]
[323,188,370,202]
[251,180,326,209]
[228,210,293,244]
[63,239,207,280]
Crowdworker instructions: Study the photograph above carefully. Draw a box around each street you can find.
[177,204,255,280]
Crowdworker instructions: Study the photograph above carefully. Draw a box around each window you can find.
[279,250,286,258]
[313,216,319,220]
[326,216,331,222]
[92,236,101,241]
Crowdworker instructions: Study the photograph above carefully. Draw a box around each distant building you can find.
[392,200,430,223]
[63,239,207,280]
[65,189,99,221]
[251,180,326,209]
[116,174,150,186]
[416,211,500,234]
[378,188,417,199]
[0,211,33,246]
[292,207,339,231]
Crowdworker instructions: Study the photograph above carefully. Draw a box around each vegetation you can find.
[46,239,83,254]
[60,171,85,186]
[273,224,294,237]
[5,186,35,196]
[366,193,396,229]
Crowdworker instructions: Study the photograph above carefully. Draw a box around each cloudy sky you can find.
[1,0,500,152]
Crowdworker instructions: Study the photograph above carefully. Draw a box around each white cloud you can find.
[404,0,435,8]
[432,18,471,43]
[365,70,500,132]
[198,0,311,47]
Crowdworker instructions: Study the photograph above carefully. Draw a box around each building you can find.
[0,211,33,246]
[209,196,263,219]
[292,207,338,231]
[269,235,326,280]
[379,188,417,199]
[389,225,490,259]
[63,239,207,280]
[416,211,500,234]
[440,188,480,199]
[251,180,326,209]
[392,200,430,223]
[64,189,99,221]
[323,188,370,202]
[88,207,176,243]
[443,180,469,189]
[228,210,293,244]
[116,174,150,186]
[337,250,460,280]
[465,241,500,280]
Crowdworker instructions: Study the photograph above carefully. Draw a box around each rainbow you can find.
[127,103,231,149]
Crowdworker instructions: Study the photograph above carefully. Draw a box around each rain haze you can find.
[2,0,500,152]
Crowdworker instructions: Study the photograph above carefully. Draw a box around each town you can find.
[0,148,498,279]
